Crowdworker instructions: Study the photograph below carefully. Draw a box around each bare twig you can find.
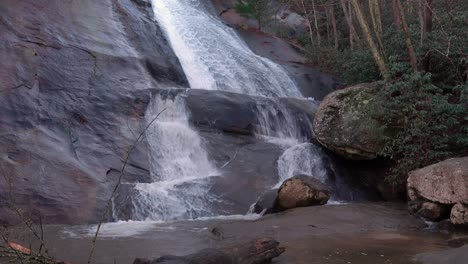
[87,107,166,264]
[0,166,50,259]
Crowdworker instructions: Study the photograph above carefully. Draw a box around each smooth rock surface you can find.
[0,0,187,224]
[313,83,383,160]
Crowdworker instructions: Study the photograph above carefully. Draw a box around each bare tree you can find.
[350,0,389,78]
[340,0,360,49]
[330,0,339,49]
[392,0,402,30]
[396,0,418,70]
[312,0,322,47]
[369,0,384,52]
[300,0,316,45]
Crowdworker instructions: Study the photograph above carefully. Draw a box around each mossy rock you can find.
[313,83,384,160]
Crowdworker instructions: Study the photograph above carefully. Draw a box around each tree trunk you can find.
[301,0,315,46]
[340,0,360,49]
[326,3,331,47]
[330,0,339,49]
[350,0,389,79]
[369,0,384,52]
[418,0,425,46]
[312,0,321,47]
[421,0,433,70]
[392,0,402,30]
[396,0,418,70]
[423,0,433,35]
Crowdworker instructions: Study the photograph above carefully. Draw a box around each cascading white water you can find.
[133,94,218,221]
[151,0,301,98]
[254,98,314,145]
[129,0,331,221]
[277,143,327,187]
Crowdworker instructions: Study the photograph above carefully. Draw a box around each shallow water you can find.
[6,203,466,264]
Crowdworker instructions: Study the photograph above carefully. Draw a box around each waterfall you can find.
[151,0,301,98]
[125,0,332,221]
[132,93,219,221]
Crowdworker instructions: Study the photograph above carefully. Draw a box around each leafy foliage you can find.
[371,72,468,185]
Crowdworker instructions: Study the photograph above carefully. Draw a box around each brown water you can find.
[5,203,467,264]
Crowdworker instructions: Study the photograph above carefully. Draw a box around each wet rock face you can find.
[0,0,187,224]
[450,203,468,225]
[276,175,330,210]
[313,83,384,160]
[252,189,279,215]
[407,157,468,223]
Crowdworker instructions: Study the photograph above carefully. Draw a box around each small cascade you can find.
[254,98,314,145]
[131,93,219,221]
[277,143,327,186]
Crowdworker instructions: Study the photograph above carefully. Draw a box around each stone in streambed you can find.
[276,175,330,210]
[450,203,468,225]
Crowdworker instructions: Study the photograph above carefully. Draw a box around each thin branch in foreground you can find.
[87,107,166,264]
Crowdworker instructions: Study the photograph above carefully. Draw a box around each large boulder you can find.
[450,203,468,225]
[313,83,383,160]
[0,0,187,224]
[407,157,468,205]
[276,175,330,210]
[407,157,468,222]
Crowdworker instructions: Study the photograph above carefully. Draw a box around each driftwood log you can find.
[133,237,285,264]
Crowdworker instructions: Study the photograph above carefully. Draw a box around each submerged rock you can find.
[450,203,468,225]
[313,83,383,160]
[276,175,330,210]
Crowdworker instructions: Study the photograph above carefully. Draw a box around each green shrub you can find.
[371,71,468,186]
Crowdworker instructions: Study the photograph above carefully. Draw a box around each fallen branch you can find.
[133,237,285,264]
